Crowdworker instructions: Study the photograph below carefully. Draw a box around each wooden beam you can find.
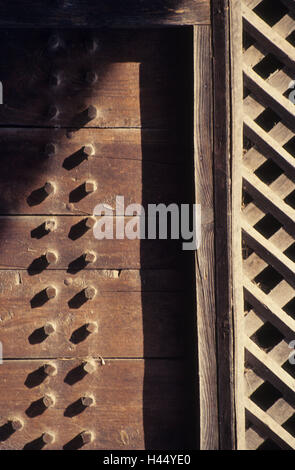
[212,0,244,450]
[194,25,218,450]
[0,1,210,28]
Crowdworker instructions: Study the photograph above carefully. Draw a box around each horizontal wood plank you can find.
[0,216,190,270]
[0,29,192,128]
[0,1,210,28]
[0,359,197,450]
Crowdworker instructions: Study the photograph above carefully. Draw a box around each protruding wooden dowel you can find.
[82,145,94,157]
[82,361,96,375]
[84,251,96,264]
[48,105,59,120]
[45,220,56,232]
[44,181,55,196]
[85,71,98,85]
[44,322,56,336]
[85,217,96,229]
[43,363,57,377]
[42,394,55,408]
[80,430,94,444]
[86,105,97,120]
[84,181,97,194]
[10,418,24,431]
[81,395,95,407]
[85,322,98,334]
[45,286,57,299]
[84,286,96,300]
[44,143,57,157]
[45,251,58,264]
[42,432,55,444]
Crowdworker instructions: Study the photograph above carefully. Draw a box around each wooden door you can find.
[0,28,198,450]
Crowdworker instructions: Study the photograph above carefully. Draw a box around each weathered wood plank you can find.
[0,1,210,28]
[0,359,196,450]
[0,157,189,215]
[0,216,189,270]
[0,270,190,358]
[0,29,192,128]
[194,25,218,450]
[212,0,244,450]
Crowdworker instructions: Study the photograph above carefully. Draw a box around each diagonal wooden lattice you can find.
[242,0,295,450]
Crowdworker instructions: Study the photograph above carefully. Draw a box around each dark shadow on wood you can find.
[25,398,47,418]
[70,325,90,344]
[23,436,45,450]
[64,399,87,417]
[28,327,47,345]
[24,366,47,388]
[64,363,87,385]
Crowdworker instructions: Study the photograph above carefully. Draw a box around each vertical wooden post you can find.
[194,25,219,450]
[211,0,244,449]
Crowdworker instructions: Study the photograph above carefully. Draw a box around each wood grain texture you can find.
[0,216,188,269]
[0,269,190,358]
[0,1,210,28]
[212,0,243,450]
[0,29,191,128]
[0,359,196,450]
[193,25,218,450]
[229,0,245,450]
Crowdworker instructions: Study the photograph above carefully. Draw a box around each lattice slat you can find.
[242,0,295,450]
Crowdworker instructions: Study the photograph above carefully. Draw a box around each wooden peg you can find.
[85,322,98,334]
[85,38,98,53]
[85,71,97,85]
[44,322,56,336]
[45,286,57,299]
[84,251,96,264]
[49,73,61,87]
[10,418,24,431]
[43,363,57,377]
[86,105,97,120]
[48,105,59,120]
[42,394,55,408]
[42,432,55,444]
[82,361,96,375]
[82,144,94,157]
[44,143,57,157]
[45,251,58,264]
[48,34,61,50]
[44,181,55,196]
[84,286,96,300]
[85,181,97,194]
[45,220,56,232]
[80,430,94,444]
[81,395,95,407]
[85,216,96,229]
